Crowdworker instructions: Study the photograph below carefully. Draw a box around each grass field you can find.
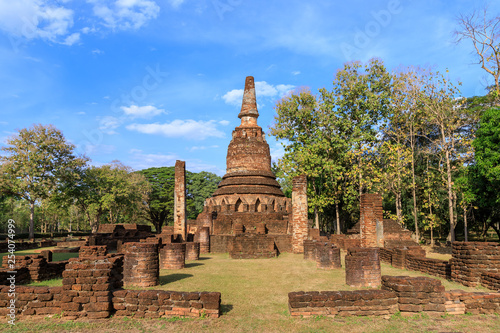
[2,251,500,332]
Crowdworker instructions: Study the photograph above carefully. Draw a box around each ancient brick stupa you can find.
[196,76,292,240]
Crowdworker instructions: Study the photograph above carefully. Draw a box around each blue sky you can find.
[0,0,497,176]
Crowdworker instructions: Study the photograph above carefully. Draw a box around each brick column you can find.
[360,193,383,248]
[292,175,308,254]
[174,160,187,241]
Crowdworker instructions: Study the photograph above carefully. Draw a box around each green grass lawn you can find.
[3,251,500,332]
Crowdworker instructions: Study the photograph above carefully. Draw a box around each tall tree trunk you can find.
[463,205,468,242]
[411,131,419,242]
[314,207,320,230]
[29,200,35,240]
[335,202,341,235]
[445,149,455,242]
[395,192,402,224]
[429,186,434,246]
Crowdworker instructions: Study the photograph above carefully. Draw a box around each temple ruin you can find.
[195,76,294,257]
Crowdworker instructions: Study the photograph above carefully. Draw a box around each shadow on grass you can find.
[159,273,193,285]
[221,304,234,314]
[185,262,204,268]
[197,257,211,261]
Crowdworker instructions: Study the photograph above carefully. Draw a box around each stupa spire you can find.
[238,76,259,126]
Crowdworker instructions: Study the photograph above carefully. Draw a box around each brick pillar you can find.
[292,175,308,254]
[360,193,383,248]
[123,243,159,287]
[62,247,123,319]
[160,243,186,269]
[345,247,381,287]
[197,227,210,254]
[174,160,187,241]
[185,242,200,261]
[315,243,341,269]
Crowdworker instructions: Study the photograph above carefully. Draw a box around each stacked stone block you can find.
[379,248,393,263]
[444,289,500,315]
[0,285,63,317]
[481,272,500,291]
[345,247,381,287]
[112,290,221,318]
[381,276,446,315]
[303,240,317,260]
[62,249,123,319]
[315,243,341,269]
[228,234,277,259]
[451,242,500,287]
[256,223,266,235]
[233,222,244,235]
[359,193,383,248]
[288,290,398,317]
[391,246,426,269]
[292,175,308,254]
[1,254,67,282]
[185,242,200,261]
[343,238,361,250]
[123,242,159,287]
[160,243,186,269]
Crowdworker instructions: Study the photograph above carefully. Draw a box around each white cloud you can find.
[270,141,285,163]
[126,119,225,140]
[292,71,301,76]
[98,115,122,134]
[121,105,164,118]
[76,111,86,115]
[92,49,104,54]
[189,145,219,152]
[63,32,80,45]
[87,0,160,30]
[218,120,230,126]
[84,143,116,155]
[222,81,295,106]
[168,0,185,9]
[222,89,243,106]
[0,0,74,44]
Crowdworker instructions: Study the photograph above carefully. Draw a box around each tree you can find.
[0,124,87,239]
[471,107,500,240]
[455,7,500,99]
[421,71,475,242]
[138,167,221,232]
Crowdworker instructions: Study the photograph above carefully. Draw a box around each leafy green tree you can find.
[138,167,221,232]
[0,124,88,239]
[472,107,500,240]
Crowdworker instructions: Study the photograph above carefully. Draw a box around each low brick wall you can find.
[381,275,446,314]
[391,246,426,269]
[209,235,232,253]
[444,289,500,315]
[481,272,500,291]
[451,242,500,287]
[272,234,292,253]
[0,267,30,285]
[228,234,277,259]
[0,285,63,317]
[288,289,398,317]
[405,255,451,279]
[1,255,67,282]
[379,248,393,263]
[112,290,221,318]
